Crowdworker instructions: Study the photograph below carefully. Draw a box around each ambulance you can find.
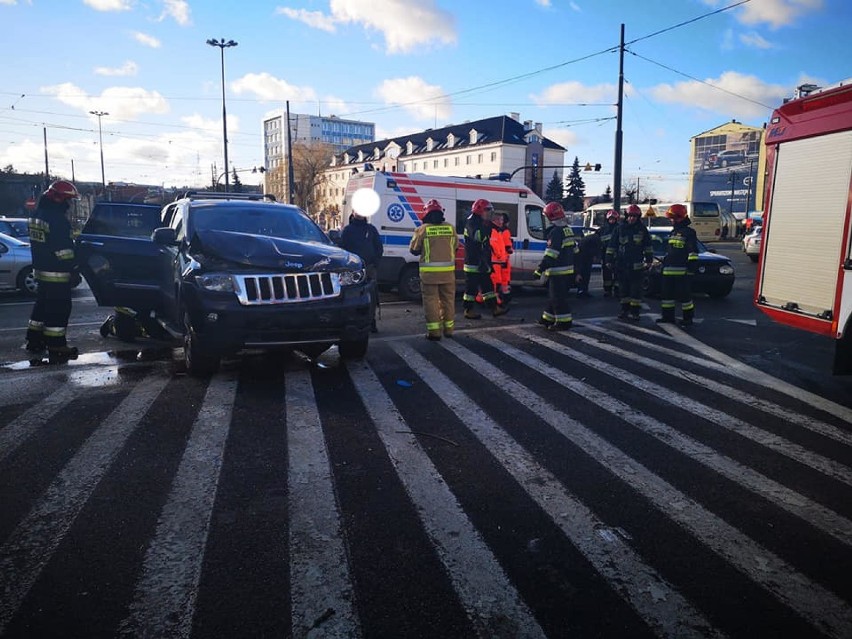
[341,170,551,299]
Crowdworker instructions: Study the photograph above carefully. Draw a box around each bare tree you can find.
[291,142,334,217]
[622,175,657,204]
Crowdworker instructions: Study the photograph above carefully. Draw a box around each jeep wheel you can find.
[339,337,368,359]
[398,265,421,301]
[183,313,219,377]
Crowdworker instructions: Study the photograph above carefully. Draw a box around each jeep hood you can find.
[192,229,359,271]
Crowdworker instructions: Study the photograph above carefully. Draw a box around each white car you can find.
[742,226,762,262]
[0,232,37,295]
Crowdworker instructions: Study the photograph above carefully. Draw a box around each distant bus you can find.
[583,202,722,242]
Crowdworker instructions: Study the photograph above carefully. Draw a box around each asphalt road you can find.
[0,242,851,638]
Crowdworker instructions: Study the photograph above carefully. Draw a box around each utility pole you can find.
[43,127,50,190]
[286,100,295,205]
[206,38,238,193]
[89,110,108,193]
[612,23,625,211]
[728,170,737,215]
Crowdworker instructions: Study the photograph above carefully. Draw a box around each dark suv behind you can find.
[76,194,373,375]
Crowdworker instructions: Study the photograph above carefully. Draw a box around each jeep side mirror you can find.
[152,227,177,245]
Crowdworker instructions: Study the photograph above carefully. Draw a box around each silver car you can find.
[0,232,37,295]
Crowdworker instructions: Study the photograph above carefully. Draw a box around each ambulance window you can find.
[526,205,546,240]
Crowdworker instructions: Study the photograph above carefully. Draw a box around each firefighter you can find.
[489,212,512,307]
[25,180,81,362]
[656,203,699,327]
[463,198,508,319]
[597,209,620,296]
[409,199,458,340]
[340,209,383,332]
[606,203,653,321]
[534,202,579,330]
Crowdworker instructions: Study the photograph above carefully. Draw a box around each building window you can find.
[454,157,459,166]
[478,154,483,164]
[491,152,497,162]
[443,158,448,167]
[433,160,438,168]
[466,156,471,165]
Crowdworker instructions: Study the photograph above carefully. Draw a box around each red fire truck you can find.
[754,79,852,373]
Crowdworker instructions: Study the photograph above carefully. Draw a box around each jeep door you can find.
[76,203,172,312]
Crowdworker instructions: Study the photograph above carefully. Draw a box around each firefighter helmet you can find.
[626,204,642,218]
[606,209,619,222]
[543,201,565,221]
[471,198,493,216]
[422,198,444,215]
[667,203,688,222]
[44,180,79,203]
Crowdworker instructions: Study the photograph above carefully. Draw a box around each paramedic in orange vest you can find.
[409,199,458,340]
[490,212,513,307]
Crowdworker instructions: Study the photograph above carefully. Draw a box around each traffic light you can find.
[583,163,603,172]
[594,163,601,171]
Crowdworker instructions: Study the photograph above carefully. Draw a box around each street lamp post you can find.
[206,38,238,193]
[89,110,108,193]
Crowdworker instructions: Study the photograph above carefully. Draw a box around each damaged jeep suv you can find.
[77,193,373,375]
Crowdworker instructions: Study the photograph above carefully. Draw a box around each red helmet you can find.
[422,198,444,215]
[471,198,493,216]
[667,203,688,222]
[626,204,641,218]
[45,180,79,203]
[543,201,565,221]
[606,209,619,222]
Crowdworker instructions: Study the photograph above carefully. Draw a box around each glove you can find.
[533,270,542,279]
[69,270,82,287]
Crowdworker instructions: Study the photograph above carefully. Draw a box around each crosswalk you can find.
[0,320,851,638]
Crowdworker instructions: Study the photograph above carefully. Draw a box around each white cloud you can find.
[569,1,581,11]
[374,123,422,141]
[702,0,824,29]
[84,0,132,10]
[231,72,318,103]
[40,82,169,120]
[275,7,337,32]
[160,0,191,25]
[739,31,774,49]
[94,60,139,77]
[649,71,789,119]
[276,0,457,54]
[133,31,161,48]
[534,0,551,6]
[375,76,451,122]
[531,81,619,105]
[0,0,20,5]
[545,129,579,151]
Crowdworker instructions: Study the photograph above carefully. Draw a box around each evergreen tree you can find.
[563,156,586,212]
[544,170,563,203]
[231,168,243,193]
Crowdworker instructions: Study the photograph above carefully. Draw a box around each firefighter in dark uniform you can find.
[409,199,458,340]
[463,198,508,319]
[25,180,81,362]
[656,203,699,327]
[597,209,620,296]
[534,202,579,330]
[606,203,653,321]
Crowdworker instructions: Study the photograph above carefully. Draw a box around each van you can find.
[341,171,551,299]
[582,203,672,230]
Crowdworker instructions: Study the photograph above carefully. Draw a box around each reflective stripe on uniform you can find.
[28,320,45,332]
[420,261,454,272]
[546,266,575,276]
[43,326,67,337]
[55,249,75,261]
[35,270,72,283]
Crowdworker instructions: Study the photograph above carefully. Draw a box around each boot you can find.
[548,322,572,332]
[464,308,482,320]
[656,310,676,324]
[617,303,630,320]
[492,304,509,317]
[678,307,694,328]
[48,345,78,364]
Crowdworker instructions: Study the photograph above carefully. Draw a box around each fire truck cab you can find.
[755,79,852,373]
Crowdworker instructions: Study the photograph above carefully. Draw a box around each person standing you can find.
[606,203,653,321]
[340,210,383,332]
[409,199,458,340]
[597,209,620,296]
[463,198,507,319]
[574,229,598,298]
[25,180,81,362]
[656,203,699,327]
[489,212,512,307]
[534,202,579,330]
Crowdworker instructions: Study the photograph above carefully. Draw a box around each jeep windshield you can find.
[190,203,329,244]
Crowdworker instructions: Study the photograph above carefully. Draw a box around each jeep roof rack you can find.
[176,191,278,202]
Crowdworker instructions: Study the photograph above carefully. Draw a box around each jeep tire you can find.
[183,311,220,377]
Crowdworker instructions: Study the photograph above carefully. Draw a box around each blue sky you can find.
[1,0,849,201]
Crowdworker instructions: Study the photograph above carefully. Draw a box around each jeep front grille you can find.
[233,272,341,305]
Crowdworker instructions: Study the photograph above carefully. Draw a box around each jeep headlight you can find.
[719,264,735,276]
[338,268,366,286]
[196,272,235,292]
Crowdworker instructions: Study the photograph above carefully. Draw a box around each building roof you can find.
[332,114,565,166]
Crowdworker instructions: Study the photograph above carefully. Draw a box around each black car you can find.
[76,194,373,375]
[642,228,735,298]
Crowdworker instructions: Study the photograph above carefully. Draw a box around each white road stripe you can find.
[395,342,723,639]
[443,337,852,639]
[0,385,77,464]
[578,322,852,447]
[346,359,546,639]
[520,330,852,488]
[656,322,852,423]
[505,329,852,548]
[286,370,361,639]
[0,374,169,634]
[120,376,237,639]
